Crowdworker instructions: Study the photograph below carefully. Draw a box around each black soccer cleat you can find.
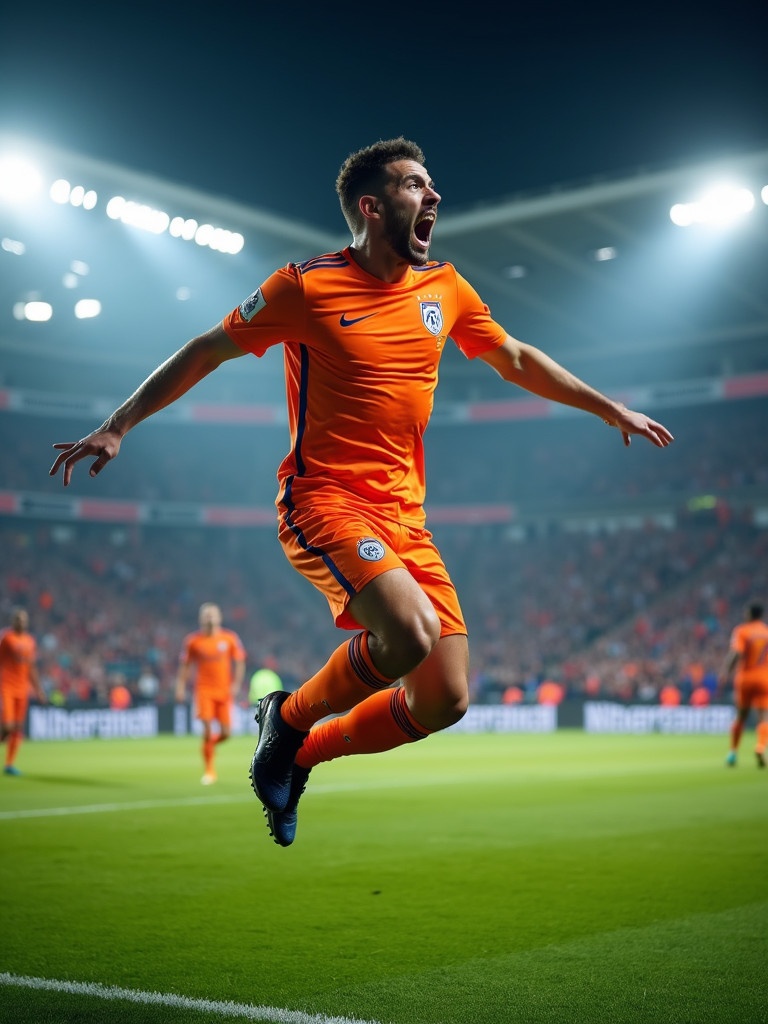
[757,751,766,769]
[249,691,308,812]
[265,764,311,847]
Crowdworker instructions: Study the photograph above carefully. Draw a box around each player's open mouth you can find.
[414,214,435,248]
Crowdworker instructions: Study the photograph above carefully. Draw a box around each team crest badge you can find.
[420,301,443,336]
[239,287,266,322]
[357,537,386,562]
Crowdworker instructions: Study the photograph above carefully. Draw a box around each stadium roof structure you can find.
[1,134,767,404]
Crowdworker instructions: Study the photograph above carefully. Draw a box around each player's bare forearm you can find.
[31,669,46,703]
[50,324,243,485]
[480,336,674,448]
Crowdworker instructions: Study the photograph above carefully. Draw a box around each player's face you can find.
[378,159,440,265]
[12,610,28,632]
[199,605,221,631]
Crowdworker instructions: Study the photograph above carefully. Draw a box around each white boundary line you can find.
[0,973,385,1024]
[0,794,250,821]
[0,752,698,823]
[0,774,468,822]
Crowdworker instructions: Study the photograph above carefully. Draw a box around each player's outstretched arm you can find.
[479,336,674,448]
[50,324,243,485]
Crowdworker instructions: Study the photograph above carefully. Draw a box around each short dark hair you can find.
[335,137,426,231]
[748,601,764,620]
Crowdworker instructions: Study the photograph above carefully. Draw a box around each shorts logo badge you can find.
[357,537,385,562]
[420,301,443,336]
[239,288,266,322]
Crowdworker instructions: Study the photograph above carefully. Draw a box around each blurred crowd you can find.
[1,513,765,711]
[453,515,767,705]
[2,396,767,508]
[1,395,766,710]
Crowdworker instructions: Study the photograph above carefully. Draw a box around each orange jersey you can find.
[0,629,37,695]
[729,620,768,684]
[223,249,506,525]
[179,629,245,696]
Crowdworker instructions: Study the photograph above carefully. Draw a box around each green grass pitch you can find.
[1,729,767,1024]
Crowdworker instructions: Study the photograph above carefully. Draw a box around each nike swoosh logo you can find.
[339,312,378,327]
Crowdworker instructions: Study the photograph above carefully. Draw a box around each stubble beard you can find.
[384,210,429,266]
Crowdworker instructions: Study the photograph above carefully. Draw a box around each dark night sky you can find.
[1,1,767,232]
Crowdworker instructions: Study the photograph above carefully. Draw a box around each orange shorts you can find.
[278,503,467,636]
[195,692,232,727]
[735,679,768,711]
[1,691,28,726]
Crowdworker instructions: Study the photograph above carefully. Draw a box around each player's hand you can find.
[607,407,674,448]
[49,428,123,486]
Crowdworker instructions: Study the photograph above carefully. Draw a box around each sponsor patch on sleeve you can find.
[239,287,266,322]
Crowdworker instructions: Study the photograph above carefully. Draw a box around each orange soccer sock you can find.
[755,721,768,754]
[281,632,397,732]
[296,686,431,769]
[729,719,744,751]
[5,731,21,767]
[203,738,215,771]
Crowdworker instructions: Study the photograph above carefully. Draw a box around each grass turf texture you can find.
[0,731,766,1024]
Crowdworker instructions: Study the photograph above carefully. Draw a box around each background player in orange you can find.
[50,137,673,845]
[720,601,768,768]
[175,602,246,784]
[0,607,47,776]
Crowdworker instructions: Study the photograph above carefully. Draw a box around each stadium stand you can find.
[1,389,766,709]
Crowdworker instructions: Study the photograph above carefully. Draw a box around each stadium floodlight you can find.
[50,179,98,210]
[208,226,245,254]
[1,237,25,255]
[0,155,43,202]
[74,299,102,319]
[19,300,53,322]
[50,179,72,204]
[762,185,768,206]
[69,185,97,210]
[170,216,198,241]
[106,195,170,234]
[105,200,243,252]
[592,246,617,261]
[669,184,755,227]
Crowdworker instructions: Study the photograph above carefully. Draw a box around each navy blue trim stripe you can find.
[390,688,429,741]
[282,494,357,598]
[412,262,447,272]
[279,341,356,597]
[293,344,309,477]
[347,633,390,690]
[295,252,348,275]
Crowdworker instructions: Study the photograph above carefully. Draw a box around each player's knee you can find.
[409,684,468,732]
[432,692,468,731]
[375,607,440,676]
[398,608,441,668]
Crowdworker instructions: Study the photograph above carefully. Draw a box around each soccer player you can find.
[249,659,285,706]
[720,601,768,768]
[175,603,246,784]
[0,607,47,776]
[49,137,674,844]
